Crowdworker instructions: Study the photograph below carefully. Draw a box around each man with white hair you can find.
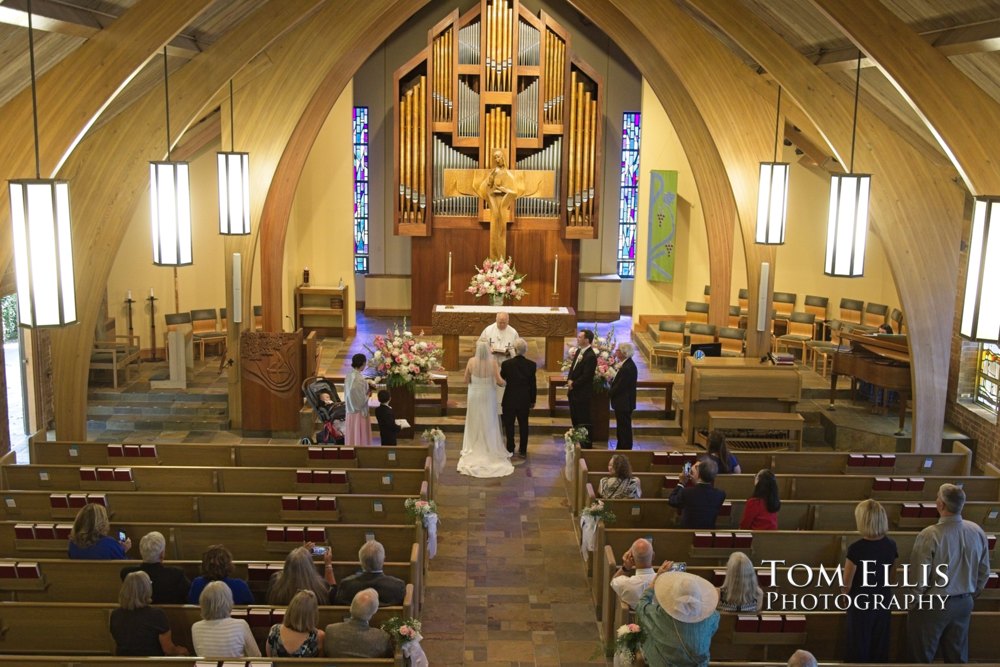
[333,540,406,605]
[610,537,656,609]
[787,649,818,667]
[609,342,638,450]
[500,337,537,459]
[119,530,190,603]
[324,588,394,658]
[479,311,519,361]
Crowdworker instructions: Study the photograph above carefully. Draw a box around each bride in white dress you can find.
[457,342,515,478]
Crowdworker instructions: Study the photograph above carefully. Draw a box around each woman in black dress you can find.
[841,499,897,662]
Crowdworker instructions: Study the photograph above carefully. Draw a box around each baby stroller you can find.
[302,376,346,444]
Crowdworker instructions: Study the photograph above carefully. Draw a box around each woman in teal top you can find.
[635,568,720,667]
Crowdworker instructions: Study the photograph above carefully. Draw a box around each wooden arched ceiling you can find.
[48,0,325,440]
[0,0,214,283]
[688,0,967,452]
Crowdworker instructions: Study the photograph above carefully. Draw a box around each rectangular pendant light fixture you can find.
[218,81,251,235]
[150,47,192,266]
[755,86,789,245]
[961,197,1000,342]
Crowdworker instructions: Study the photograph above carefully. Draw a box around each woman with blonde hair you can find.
[191,580,260,657]
[266,590,325,657]
[266,545,336,605]
[187,544,254,605]
[716,552,762,612]
[110,571,188,656]
[68,502,130,559]
[842,499,897,663]
[598,454,641,499]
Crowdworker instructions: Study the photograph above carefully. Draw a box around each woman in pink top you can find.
[739,469,780,530]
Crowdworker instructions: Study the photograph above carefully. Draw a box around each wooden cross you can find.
[444,149,555,259]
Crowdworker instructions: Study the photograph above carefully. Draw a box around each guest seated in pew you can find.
[599,454,641,500]
[668,458,726,529]
[324,588,394,659]
[120,531,190,604]
[267,544,335,605]
[110,571,189,656]
[636,568,720,667]
[611,538,657,609]
[707,430,741,474]
[266,589,325,657]
[842,499,897,663]
[716,552,762,613]
[68,503,131,560]
[187,544,255,605]
[788,649,818,667]
[375,389,401,446]
[738,469,781,531]
[333,540,406,606]
[192,580,261,658]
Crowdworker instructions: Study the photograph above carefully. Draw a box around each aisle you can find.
[420,432,610,666]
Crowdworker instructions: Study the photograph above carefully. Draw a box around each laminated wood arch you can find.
[688,0,967,452]
[0,0,214,279]
[47,0,325,439]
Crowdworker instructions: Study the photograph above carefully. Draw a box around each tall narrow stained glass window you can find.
[617,112,641,278]
[976,342,1000,413]
[353,107,369,274]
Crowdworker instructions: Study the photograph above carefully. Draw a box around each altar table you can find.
[431,305,577,371]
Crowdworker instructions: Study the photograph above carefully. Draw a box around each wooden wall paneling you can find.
[687,0,968,453]
[259,0,433,333]
[569,0,736,333]
[0,0,214,280]
[46,0,325,440]
[240,331,302,432]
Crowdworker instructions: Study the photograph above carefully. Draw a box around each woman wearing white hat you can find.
[635,565,721,667]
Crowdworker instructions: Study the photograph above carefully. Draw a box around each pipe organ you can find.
[394,0,603,239]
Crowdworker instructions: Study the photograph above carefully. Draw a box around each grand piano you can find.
[829,332,911,434]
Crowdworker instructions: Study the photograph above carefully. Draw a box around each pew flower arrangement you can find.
[382,617,428,667]
[421,428,447,483]
[561,326,619,392]
[581,499,616,524]
[614,623,646,667]
[366,319,442,390]
[467,257,527,303]
[405,498,440,560]
[580,499,615,557]
[563,426,589,481]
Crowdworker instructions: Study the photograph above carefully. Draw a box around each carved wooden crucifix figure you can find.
[444,149,555,259]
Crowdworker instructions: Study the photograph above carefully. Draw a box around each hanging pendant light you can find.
[151,47,192,266]
[825,53,871,277]
[755,86,789,244]
[218,80,250,235]
[960,197,1000,342]
[9,0,77,328]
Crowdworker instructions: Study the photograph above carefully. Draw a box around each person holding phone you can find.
[68,503,131,559]
[266,545,336,605]
[668,458,727,529]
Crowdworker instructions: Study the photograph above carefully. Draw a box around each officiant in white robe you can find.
[479,312,518,411]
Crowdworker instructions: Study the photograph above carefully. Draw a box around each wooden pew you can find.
[0,489,427,525]
[577,470,1000,515]
[0,556,420,606]
[0,659,402,667]
[0,521,421,563]
[548,375,675,417]
[0,592,414,656]
[0,464,431,498]
[25,441,432,470]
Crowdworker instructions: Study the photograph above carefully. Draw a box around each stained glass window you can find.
[353,107,369,274]
[617,112,641,278]
[976,342,1000,413]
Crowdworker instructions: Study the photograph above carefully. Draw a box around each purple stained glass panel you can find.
[617,112,641,277]
[353,106,369,274]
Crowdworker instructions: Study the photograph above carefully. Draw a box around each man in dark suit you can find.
[500,338,537,459]
[332,540,406,605]
[374,390,400,446]
[567,329,597,448]
[667,458,726,528]
[609,342,638,450]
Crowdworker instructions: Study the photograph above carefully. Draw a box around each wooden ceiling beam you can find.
[0,0,202,56]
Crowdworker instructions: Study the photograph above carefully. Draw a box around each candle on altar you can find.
[127,290,132,300]
[553,254,559,295]
[149,287,154,297]
[448,252,452,292]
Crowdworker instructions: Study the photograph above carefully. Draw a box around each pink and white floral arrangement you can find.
[561,325,619,392]
[467,256,527,301]
[365,319,442,389]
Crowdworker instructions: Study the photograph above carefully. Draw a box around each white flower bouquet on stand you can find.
[467,256,527,306]
[405,498,439,559]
